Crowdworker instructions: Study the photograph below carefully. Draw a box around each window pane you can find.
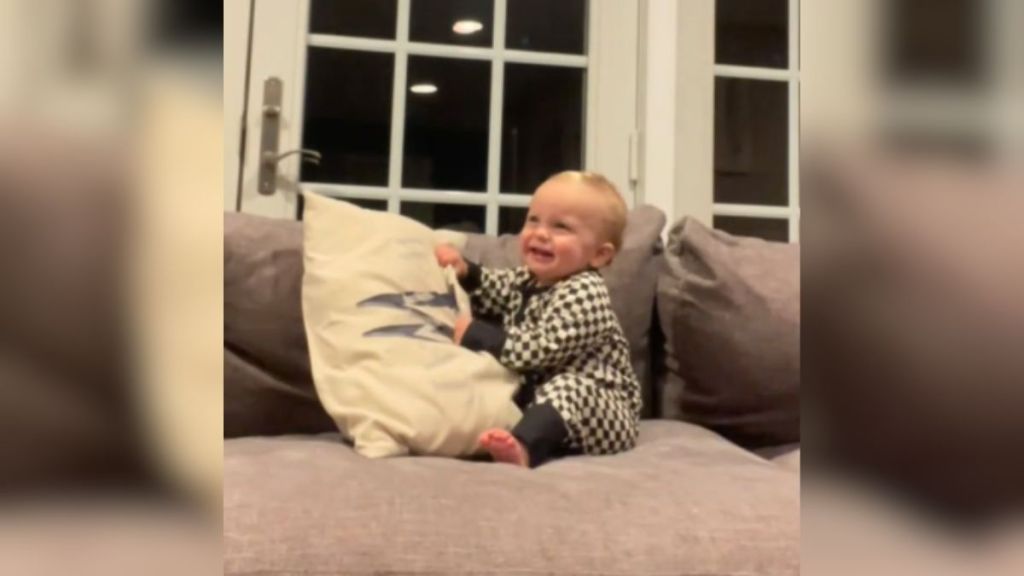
[400,202,485,233]
[346,198,389,211]
[301,48,394,186]
[716,0,788,68]
[501,64,584,194]
[506,0,586,54]
[403,56,490,191]
[310,0,397,39]
[410,0,493,47]
[714,78,788,206]
[714,216,789,243]
[498,207,528,235]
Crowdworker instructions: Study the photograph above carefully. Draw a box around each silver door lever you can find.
[257,77,321,195]
[262,149,322,166]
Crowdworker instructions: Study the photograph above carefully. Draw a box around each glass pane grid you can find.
[302,0,590,234]
[712,0,800,242]
[307,0,588,69]
[306,36,587,68]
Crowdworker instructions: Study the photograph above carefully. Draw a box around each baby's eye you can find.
[526,215,540,224]
[554,222,571,231]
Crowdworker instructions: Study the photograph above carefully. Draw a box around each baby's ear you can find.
[589,242,616,269]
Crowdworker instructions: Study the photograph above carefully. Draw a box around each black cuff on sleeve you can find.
[460,319,506,358]
[459,260,483,292]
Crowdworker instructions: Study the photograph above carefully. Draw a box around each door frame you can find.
[224,0,254,211]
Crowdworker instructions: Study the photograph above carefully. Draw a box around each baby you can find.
[436,171,641,467]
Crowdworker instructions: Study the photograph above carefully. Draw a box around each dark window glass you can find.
[506,0,586,54]
[301,48,394,186]
[400,202,485,233]
[410,0,494,47]
[501,64,584,194]
[345,198,389,211]
[714,77,788,206]
[714,216,789,242]
[310,0,397,39]
[403,56,491,191]
[716,0,788,68]
[498,207,528,235]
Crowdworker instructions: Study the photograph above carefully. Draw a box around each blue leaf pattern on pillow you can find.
[356,287,458,343]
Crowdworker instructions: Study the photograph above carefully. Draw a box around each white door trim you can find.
[224,0,253,212]
[237,0,308,219]
[639,0,715,226]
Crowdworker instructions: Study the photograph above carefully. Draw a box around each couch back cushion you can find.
[462,204,667,417]
[223,211,473,438]
[300,193,520,457]
[223,212,336,436]
[657,217,800,448]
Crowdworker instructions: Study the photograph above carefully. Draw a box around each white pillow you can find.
[301,192,521,458]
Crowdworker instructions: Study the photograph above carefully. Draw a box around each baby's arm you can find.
[434,244,517,318]
[461,273,616,372]
[462,263,518,318]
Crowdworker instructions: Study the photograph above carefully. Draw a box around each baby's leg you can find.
[479,402,571,468]
[535,375,639,456]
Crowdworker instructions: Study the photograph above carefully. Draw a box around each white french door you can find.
[227,0,639,235]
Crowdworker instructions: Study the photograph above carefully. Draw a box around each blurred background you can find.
[0,1,220,575]
[0,1,1021,575]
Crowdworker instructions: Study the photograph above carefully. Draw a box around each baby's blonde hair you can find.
[544,170,628,251]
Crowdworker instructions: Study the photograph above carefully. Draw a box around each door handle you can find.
[262,148,322,166]
[257,77,321,195]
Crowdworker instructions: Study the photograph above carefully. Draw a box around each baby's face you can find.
[518,180,615,285]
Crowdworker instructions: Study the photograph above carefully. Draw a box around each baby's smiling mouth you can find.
[527,246,555,262]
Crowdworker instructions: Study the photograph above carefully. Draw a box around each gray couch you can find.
[223,205,801,576]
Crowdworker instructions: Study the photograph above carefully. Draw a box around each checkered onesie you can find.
[459,263,641,462]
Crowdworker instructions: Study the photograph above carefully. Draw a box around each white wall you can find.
[637,0,715,227]
[673,0,715,226]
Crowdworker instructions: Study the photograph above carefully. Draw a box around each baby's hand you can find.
[434,244,468,278]
[453,314,472,345]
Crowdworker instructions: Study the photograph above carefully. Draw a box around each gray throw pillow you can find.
[657,217,800,447]
[462,204,667,418]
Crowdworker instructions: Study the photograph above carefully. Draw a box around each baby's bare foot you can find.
[478,429,529,467]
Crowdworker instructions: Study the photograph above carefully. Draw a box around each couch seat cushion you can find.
[224,420,799,576]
